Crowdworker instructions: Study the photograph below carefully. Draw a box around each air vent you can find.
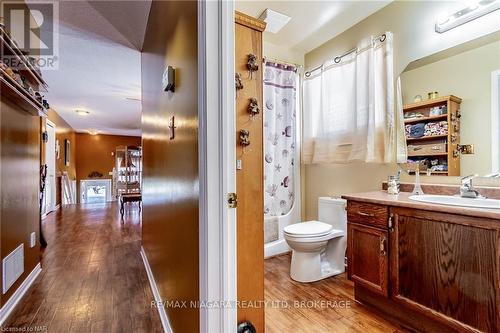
[3,244,24,294]
[258,9,291,34]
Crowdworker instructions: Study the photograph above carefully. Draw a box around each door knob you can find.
[237,322,256,333]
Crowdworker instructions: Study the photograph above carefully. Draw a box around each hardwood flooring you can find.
[2,202,162,333]
[265,254,407,333]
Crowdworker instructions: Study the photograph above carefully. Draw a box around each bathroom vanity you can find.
[343,190,499,333]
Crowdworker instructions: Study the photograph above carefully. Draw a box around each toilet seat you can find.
[284,221,333,238]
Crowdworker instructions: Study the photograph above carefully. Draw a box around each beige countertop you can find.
[342,191,500,220]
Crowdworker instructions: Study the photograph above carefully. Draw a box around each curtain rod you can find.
[263,56,303,69]
[304,33,386,77]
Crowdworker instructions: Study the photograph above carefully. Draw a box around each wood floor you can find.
[2,202,162,333]
[265,254,407,333]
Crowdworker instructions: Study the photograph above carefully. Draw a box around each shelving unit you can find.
[0,27,48,90]
[115,145,142,196]
[404,95,462,176]
[0,25,48,117]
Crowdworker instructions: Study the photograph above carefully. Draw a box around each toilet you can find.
[284,197,347,282]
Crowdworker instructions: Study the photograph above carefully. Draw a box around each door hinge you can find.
[227,193,238,208]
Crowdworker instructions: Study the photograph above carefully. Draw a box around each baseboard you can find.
[0,263,42,325]
[140,247,173,333]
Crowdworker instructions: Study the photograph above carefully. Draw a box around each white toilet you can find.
[284,197,347,282]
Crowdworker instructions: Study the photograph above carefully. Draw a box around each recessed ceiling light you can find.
[259,9,291,34]
[75,109,90,116]
[88,129,99,135]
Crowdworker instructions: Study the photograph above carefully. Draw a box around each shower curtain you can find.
[263,62,297,217]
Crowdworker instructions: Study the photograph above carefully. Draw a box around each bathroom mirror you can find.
[398,33,500,177]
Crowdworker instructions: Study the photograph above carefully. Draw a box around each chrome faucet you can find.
[460,174,484,198]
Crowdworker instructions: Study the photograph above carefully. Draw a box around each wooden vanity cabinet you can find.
[347,223,388,296]
[347,201,500,333]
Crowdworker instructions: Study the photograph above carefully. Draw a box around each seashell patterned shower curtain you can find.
[263,61,297,216]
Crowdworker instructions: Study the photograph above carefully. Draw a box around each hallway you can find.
[2,203,162,333]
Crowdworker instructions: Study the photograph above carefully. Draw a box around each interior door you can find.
[44,121,56,214]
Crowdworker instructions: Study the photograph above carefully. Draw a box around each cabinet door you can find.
[390,207,498,333]
[348,223,388,297]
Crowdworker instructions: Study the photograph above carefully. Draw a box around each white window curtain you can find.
[303,32,395,164]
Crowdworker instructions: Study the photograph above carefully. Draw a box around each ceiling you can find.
[40,1,391,137]
[40,0,151,137]
[235,0,391,53]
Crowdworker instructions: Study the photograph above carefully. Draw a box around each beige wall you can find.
[401,40,500,176]
[303,1,500,219]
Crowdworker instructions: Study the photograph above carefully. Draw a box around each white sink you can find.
[409,194,500,210]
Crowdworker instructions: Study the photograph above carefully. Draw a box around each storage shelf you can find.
[0,72,45,116]
[0,27,48,91]
[406,134,448,142]
[403,95,462,111]
[404,114,448,124]
[408,152,448,157]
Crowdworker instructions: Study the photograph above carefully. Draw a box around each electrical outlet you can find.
[30,232,36,248]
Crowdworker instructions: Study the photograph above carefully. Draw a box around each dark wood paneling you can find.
[348,223,388,296]
[235,11,265,332]
[0,98,40,306]
[141,1,199,332]
[390,207,498,332]
[347,201,388,228]
[3,203,163,332]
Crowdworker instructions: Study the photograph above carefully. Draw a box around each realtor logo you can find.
[1,1,59,69]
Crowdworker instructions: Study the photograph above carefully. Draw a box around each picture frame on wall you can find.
[64,139,70,166]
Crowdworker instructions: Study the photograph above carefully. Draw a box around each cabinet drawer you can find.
[347,201,388,228]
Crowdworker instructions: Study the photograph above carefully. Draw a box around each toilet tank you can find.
[318,197,347,232]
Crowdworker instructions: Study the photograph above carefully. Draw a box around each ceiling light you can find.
[126,97,142,102]
[75,109,90,116]
[258,9,291,34]
[435,0,499,33]
[88,129,99,135]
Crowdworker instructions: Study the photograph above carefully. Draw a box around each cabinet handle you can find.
[357,211,375,217]
[380,236,386,256]
[388,213,394,232]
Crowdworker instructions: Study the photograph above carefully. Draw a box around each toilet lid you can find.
[284,221,333,238]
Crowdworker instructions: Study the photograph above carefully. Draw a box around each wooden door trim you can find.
[235,11,266,32]
[348,223,389,296]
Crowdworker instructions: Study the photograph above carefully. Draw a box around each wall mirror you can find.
[399,32,500,177]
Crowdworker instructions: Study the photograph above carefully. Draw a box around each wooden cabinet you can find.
[390,207,498,333]
[347,223,388,296]
[347,200,500,333]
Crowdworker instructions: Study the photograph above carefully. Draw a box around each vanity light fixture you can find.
[435,0,500,33]
[75,109,90,116]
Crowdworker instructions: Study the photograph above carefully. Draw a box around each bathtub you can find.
[264,156,302,258]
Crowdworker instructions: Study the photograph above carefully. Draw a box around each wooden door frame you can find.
[44,119,57,216]
[198,1,237,332]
